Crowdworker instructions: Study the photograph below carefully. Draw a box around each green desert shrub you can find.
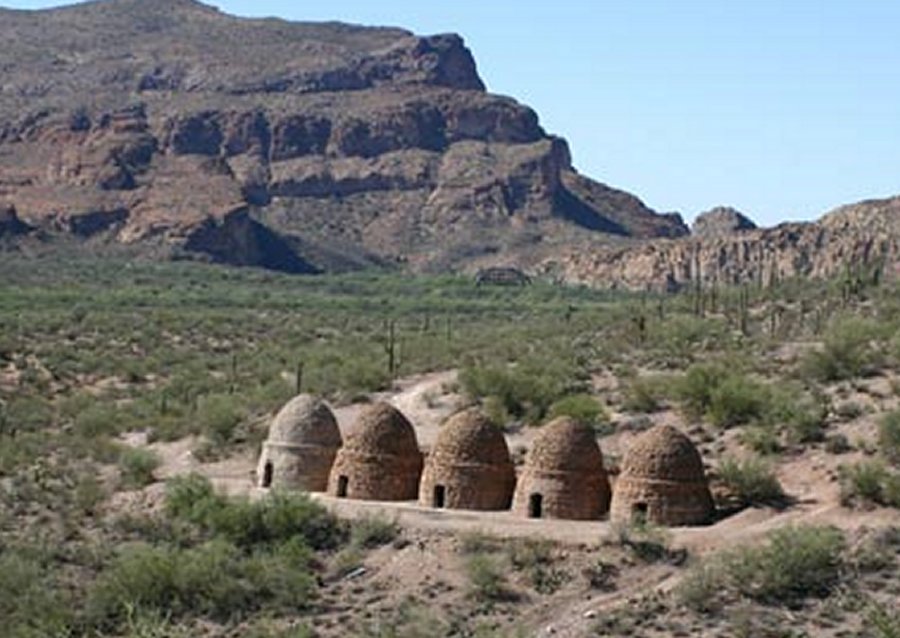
[349,514,400,549]
[885,473,900,508]
[506,539,565,594]
[676,362,725,422]
[841,461,888,506]
[707,373,768,428]
[866,600,900,638]
[768,389,829,444]
[164,474,345,550]
[164,472,218,519]
[620,374,669,413]
[728,525,845,604]
[675,561,723,613]
[2,395,54,434]
[465,552,511,603]
[197,393,245,447]
[612,521,675,564]
[458,531,503,555]
[879,410,900,465]
[460,359,582,424]
[548,393,608,430]
[802,316,886,382]
[87,538,315,628]
[118,447,160,489]
[73,402,122,438]
[678,525,846,610]
[718,456,785,507]
[839,461,900,508]
[740,424,782,455]
[0,551,73,637]
[676,363,768,427]
[650,314,730,365]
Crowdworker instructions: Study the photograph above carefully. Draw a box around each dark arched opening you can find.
[528,493,543,519]
[262,462,273,488]
[632,502,648,525]
[337,475,349,498]
[433,485,446,508]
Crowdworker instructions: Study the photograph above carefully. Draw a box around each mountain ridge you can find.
[0,0,689,272]
[544,195,900,291]
[2,0,895,287]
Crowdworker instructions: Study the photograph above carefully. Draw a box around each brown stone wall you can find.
[256,442,338,491]
[513,468,610,520]
[327,450,423,501]
[419,461,515,510]
[609,476,713,526]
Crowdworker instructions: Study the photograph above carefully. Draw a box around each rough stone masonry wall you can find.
[328,450,423,501]
[419,461,515,510]
[609,476,713,526]
[256,442,338,491]
[513,468,610,520]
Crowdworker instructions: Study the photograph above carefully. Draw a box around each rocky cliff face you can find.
[0,0,686,271]
[692,207,757,238]
[544,197,900,291]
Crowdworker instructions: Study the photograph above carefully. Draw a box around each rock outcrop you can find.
[544,196,900,291]
[692,207,757,238]
[0,0,687,271]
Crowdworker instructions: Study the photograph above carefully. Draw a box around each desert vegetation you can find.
[1,253,899,636]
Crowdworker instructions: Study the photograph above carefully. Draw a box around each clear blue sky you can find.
[5,0,900,225]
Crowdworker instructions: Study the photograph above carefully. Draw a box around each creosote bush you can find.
[677,525,846,611]
[621,374,668,414]
[717,456,786,508]
[349,514,400,549]
[506,538,565,594]
[676,363,768,428]
[0,551,73,637]
[768,388,828,444]
[164,474,346,550]
[801,315,887,382]
[611,521,678,564]
[707,374,769,429]
[83,475,362,633]
[87,537,315,627]
[197,393,245,446]
[118,447,161,489]
[460,358,586,424]
[465,552,512,604]
[740,424,782,456]
[839,461,900,509]
[880,410,900,465]
[548,393,608,430]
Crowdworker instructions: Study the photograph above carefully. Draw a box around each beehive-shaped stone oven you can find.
[256,394,342,491]
[419,409,516,511]
[513,416,611,520]
[327,402,423,501]
[610,424,714,526]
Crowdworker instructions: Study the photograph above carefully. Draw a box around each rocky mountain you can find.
[0,0,687,272]
[544,196,900,291]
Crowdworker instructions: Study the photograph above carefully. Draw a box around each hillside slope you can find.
[0,0,687,271]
